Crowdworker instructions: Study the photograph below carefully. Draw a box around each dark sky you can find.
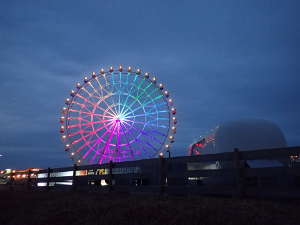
[0,0,299,169]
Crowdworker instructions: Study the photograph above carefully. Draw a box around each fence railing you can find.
[9,146,300,197]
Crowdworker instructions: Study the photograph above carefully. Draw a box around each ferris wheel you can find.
[59,66,177,165]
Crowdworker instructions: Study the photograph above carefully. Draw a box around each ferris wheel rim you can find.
[60,66,176,165]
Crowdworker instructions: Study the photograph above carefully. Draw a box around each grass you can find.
[0,190,299,225]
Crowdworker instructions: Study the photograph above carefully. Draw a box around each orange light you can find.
[118,65,123,72]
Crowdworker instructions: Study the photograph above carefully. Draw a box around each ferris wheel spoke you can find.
[71,101,92,111]
[94,76,111,97]
[118,91,121,114]
[81,87,99,99]
[124,81,153,115]
[81,88,109,107]
[131,131,158,154]
[138,91,163,109]
[69,109,114,119]
[132,78,146,101]
[75,139,98,153]
[122,119,168,129]
[120,118,134,125]
[87,81,103,98]
[100,102,118,118]
[136,79,147,96]
[126,122,164,146]
[76,93,116,117]
[67,117,90,123]
[77,124,115,159]
[90,92,119,118]
[97,122,118,164]
[115,122,121,161]
[148,119,169,129]
[118,72,123,114]
[72,121,114,145]
[127,94,164,115]
[100,77,118,115]
[119,72,122,87]
[110,81,121,114]
[122,82,154,115]
[88,80,111,102]
[120,120,136,128]
[67,119,113,129]
[123,110,168,119]
[126,72,129,85]
[119,122,136,159]
[149,129,168,137]
[120,75,139,114]
[120,81,145,115]
[84,122,117,161]
[90,96,118,118]
[87,83,112,102]
[67,129,89,138]
[111,72,115,87]
[83,127,113,160]
[146,101,168,110]
[127,133,153,158]
[88,121,117,162]
[94,94,114,113]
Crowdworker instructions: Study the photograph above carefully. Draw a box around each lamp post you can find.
[166,150,171,159]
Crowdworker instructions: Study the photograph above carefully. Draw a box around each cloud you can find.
[0,0,299,168]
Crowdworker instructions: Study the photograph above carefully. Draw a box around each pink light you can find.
[68,130,89,138]
[72,121,114,145]
[69,109,114,118]
[76,93,115,117]
[83,128,112,159]
[88,122,117,162]
[67,119,112,129]
[98,122,118,164]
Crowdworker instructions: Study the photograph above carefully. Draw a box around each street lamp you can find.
[166,150,171,158]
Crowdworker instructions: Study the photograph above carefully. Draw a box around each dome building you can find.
[188,119,287,168]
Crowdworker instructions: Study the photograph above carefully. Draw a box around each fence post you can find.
[233,148,245,197]
[47,167,51,191]
[9,172,15,191]
[159,154,167,195]
[27,169,31,191]
[73,164,77,191]
[108,160,113,192]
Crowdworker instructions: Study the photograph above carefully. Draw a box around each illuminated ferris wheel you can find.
[59,66,177,165]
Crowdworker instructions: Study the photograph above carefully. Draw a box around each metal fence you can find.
[8,146,300,198]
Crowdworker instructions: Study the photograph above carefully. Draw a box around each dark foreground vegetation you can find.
[0,190,299,225]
